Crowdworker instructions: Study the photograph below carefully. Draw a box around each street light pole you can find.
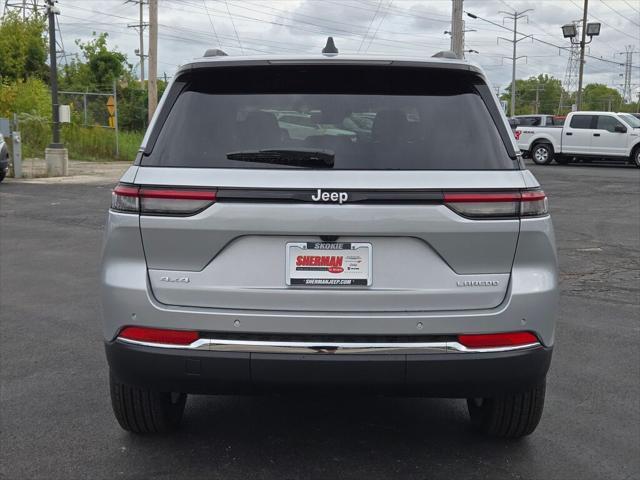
[47,0,61,148]
[576,0,589,110]
[44,0,68,177]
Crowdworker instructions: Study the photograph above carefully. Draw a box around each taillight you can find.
[457,331,539,349]
[111,184,139,213]
[520,190,548,217]
[118,326,199,345]
[444,189,548,219]
[514,129,521,140]
[111,183,217,215]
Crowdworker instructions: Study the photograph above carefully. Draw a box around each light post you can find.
[45,0,68,176]
[561,2,601,111]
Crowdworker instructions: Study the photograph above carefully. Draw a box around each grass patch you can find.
[17,115,142,161]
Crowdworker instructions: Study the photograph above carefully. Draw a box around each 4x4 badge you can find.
[160,276,190,283]
[311,189,348,204]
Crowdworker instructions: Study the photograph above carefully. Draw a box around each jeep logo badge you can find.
[311,189,348,204]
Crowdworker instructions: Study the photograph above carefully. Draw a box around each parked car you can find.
[514,114,565,127]
[276,113,356,140]
[515,111,640,166]
[0,133,9,182]
[507,117,520,130]
[102,49,558,438]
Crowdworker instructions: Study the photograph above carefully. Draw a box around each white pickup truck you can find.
[515,111,640,167]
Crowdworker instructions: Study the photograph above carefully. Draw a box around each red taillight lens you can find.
[520,190,549,217]
[514,130,521,140]
[139,188,217,215]
[457,331,539,348]
[111,184,140,213]
[111,183,217,215]
[118,327,199,345]
[444,189,548,219]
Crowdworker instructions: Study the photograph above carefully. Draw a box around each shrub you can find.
[16,114,142,161]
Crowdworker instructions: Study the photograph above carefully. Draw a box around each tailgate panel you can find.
[148,236,510,312]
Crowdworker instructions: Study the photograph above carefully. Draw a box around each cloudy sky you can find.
[48,0,640,96]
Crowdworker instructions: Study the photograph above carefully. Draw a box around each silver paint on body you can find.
[101,55,558,350]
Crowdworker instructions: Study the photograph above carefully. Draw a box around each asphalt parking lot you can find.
[1,161,638,480]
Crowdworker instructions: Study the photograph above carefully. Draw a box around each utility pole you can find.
[534,85,545,114]
[450,0,464,58]
[139,0,145,82]
[44,0,67,176]
[498,9,533,117]
[147,0,158,122]
[616,46,636,103]
[576,0,589,110]
[46,0,60,147]
[126,0,148,83]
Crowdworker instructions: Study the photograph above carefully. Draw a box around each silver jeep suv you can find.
[101,51,557,438]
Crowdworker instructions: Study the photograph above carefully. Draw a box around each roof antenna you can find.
[322,37,339,57]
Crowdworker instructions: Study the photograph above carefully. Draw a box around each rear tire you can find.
[467,380,546,439]
[109,372,187,433]
[632,146,640,168]
[531,143,554,165]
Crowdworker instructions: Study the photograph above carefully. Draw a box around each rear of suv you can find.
[101,52,557,438]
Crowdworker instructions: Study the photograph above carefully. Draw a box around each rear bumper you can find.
[105,340,552,397]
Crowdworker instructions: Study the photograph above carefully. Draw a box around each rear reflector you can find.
[444,189,548,219]
[118,327,199,345]
[111,184,217,215]
[457,331,539,349]
[514,130,521,140]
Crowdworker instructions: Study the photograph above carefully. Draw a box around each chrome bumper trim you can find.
[116,337,540,354]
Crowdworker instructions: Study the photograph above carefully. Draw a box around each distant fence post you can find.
[12,131,22,179]
[113,80,119,159]
[83,90,88,126]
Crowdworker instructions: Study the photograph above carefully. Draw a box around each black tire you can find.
[467,381,546,439]
[0,167,6,182]
[531,143,554,165]
[109,372,187,433]
[632,146,640,168]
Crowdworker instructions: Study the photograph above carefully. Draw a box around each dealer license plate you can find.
[286,242,372,286]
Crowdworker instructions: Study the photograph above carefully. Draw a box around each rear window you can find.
[143,66,516,170]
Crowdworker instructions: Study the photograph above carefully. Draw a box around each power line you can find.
[465,10,637,69]
[364,0,394,53]
[358,0,384,53]
[223,0,244,54]
[201,0,220,49]
[599,0,640,27]
[568,0,639,40]
[168,0,450,51]
[621,0,640,14]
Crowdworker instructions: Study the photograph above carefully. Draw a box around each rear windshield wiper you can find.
[226,148,334,168]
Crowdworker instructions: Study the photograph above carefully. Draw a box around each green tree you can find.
[0,12,48,81]
[61,33,132,90]
[501,75,567,115]
[581,83,624,111]
[0,77,50,117]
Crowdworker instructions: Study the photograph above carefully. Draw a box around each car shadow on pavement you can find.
[117,394,536,478]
